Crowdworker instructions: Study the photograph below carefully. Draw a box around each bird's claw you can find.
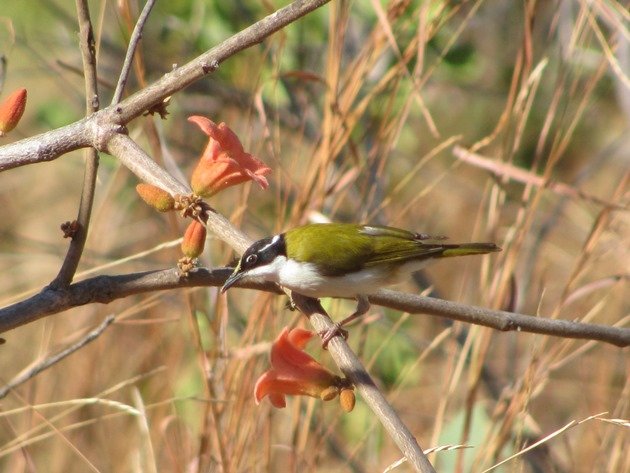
[319,324,349,349]
[284,298,297,311]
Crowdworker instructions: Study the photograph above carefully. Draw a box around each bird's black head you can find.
[221,234,286,292]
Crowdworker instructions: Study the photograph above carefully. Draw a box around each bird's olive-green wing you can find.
[360,225,500,264]
[285,224,443,276]
[285,224,375,275]
[360,225,446,266]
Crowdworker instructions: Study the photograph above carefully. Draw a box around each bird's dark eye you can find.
[245,254,258,265]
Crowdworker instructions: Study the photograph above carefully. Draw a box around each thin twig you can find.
[111,0,157,104]
[0,315,115,399]
[50,0,101,288]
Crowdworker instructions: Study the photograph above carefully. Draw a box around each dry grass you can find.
[1,1,628,472]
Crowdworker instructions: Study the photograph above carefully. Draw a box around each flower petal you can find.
[188,115,219,138]
[244,167,270,189]
[253,327,343,408]
[268,393,286,408]
[286,327,316,348]
[188,116,271,196]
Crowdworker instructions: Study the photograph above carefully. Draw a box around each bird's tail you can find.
[439,242,502,258]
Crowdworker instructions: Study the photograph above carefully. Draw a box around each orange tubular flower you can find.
[254,327,341,408]
[188,116,271,197]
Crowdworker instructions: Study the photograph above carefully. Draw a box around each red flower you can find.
[188,116,271,197]
[254,327,341,408]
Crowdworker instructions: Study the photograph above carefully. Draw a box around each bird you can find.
[221,223,501,340]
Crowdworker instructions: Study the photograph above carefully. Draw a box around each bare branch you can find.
[1,268,628,347]
[111,0,158,105]
[292,293,437,473]
[0,0,332,172]
[368,290,630,347]
[105,133,189,194]
[50,0,102,288]
[106,0,333,124]
[0,119,91,171]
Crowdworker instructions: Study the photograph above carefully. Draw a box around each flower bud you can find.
[136,184,175,212]
[319,386,339,402]
[181,220,206,258]
[0,88,27,137]
[339,388,356,413]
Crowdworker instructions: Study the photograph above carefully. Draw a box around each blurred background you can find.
[0,1,628,471]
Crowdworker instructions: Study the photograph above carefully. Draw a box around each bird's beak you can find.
[221,269,245,293]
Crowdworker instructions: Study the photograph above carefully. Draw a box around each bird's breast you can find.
[278,259,400,298]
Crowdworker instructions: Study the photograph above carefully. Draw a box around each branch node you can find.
[177,257,198,277]
[61,220,81,239]
[88,117,125,151]
[143,97,171,119]
[201,59,220,74]
[114,124,128,134]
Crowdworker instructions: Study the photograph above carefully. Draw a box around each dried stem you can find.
[453,145,628,210]
[0,316,115,399]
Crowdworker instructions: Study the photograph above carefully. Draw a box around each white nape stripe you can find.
[257,234,281,254]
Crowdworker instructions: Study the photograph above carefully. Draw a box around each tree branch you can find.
[105,133,189,194]
[0,0,332,172]
[111,0,157,105]
[0,119,91,171]
[292,293,437,472]
[1,268,628,347]
[368,289,630,347]
[105,0,333,125]
[50,0,101,288]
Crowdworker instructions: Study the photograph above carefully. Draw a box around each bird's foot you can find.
[284,296,297,311]
[319,323,349,349]
[319,295,371,348]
